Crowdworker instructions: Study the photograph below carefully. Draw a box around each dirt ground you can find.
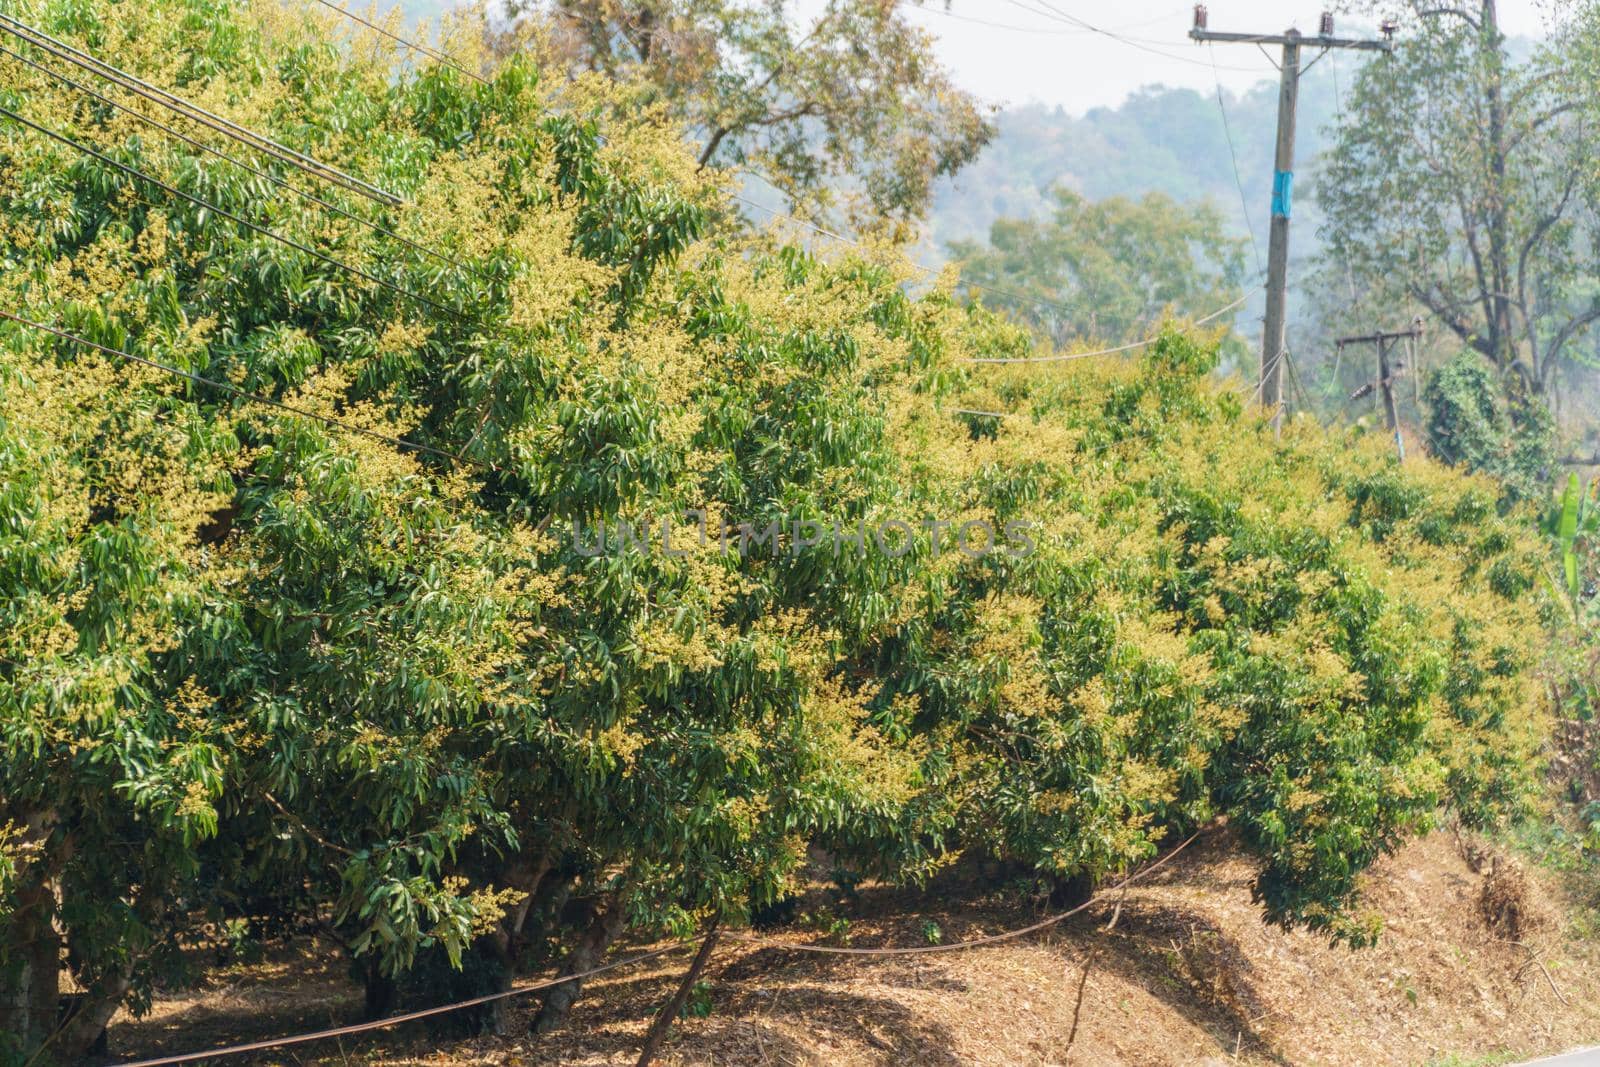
[107,829,1600,1067]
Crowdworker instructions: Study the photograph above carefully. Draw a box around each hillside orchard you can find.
[0,1,1554,1059]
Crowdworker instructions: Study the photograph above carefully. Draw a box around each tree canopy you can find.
[1318,0,1600,398]
[510,0,995,233]
[950,188,1249,352]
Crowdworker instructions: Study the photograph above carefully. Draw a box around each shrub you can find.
[1423,352,1555,503]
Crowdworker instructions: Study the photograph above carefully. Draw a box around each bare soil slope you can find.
[109,830,1600,1066]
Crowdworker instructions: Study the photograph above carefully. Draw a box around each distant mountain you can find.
[922,32,1539,269]
[919,62,1352,270]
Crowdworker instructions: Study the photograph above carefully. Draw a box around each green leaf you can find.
[1560,473,1582,595]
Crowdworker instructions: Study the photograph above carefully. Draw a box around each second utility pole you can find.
[1189,7,1395,431]
[1335,325,1424,461]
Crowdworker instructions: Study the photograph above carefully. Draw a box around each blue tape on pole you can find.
[1271,170,1293,218]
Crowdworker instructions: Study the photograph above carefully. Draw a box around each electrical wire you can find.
[1253,344,1288,405]
[0,13,402,207]
[0,41,464,272]
[1282,345,1318,418]
[924,1,1192,37]
[1331,45,1344,113]
[910,5,1094,35]
[107,941,695,1067]
[998,0,1266,72]
[0,103,465,321]
[306,0,487,84]
[962,286,1260,365]
[1093,4,1199,33]
[1209,43,1263,276]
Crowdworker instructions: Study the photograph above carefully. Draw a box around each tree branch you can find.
[1512,101,1579,145]
[1447,183,1499,362]
[1408,282,1497,360]
[698,101,821,170]
[1544,302,1600,384]
[1414,5,1481,30]
[696,126,729,169]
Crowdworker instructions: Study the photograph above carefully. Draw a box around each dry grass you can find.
[107,830,1600,1067]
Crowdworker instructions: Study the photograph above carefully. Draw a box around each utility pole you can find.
[1377,335,1403,460]
[1190,7,1395,432]
[1336,325,1423,461]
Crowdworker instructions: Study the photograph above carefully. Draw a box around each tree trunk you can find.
[362,958,399,1021]
[483,851,555,1036]
[1479,0,1517,374]
[531,891,627,1035]
[50,874,160,1063]
[635,920,720,1067]
[1049,870,1097,910]
[52,972,129,1063]
[0,876,62,1057]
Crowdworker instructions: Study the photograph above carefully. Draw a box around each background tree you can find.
[948,187,1248,351]
[510,0,994,232]
[1318,1,1600,403]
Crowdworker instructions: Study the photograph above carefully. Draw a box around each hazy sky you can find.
[886,1,1556,112]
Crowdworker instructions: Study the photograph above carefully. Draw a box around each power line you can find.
[1209,44,1263,275]
[1252,346,1287,405]
[922,2,1193,37]
[0,309,473,467]
[728,189,1089,319]
[729,179,1259,345]
[1282,345,1318,417]
[1088,5,1200,34]
[0,103,464,321]
[0,13,402,208]
[999,0,1265,72]
[961,285,1260,365]
[306,0,487,84]
[723,829,1201,956]
[0,40,464,273]
[1331,46,1345,114]
[911,5,1096,35]
[1329,49,1364,310]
